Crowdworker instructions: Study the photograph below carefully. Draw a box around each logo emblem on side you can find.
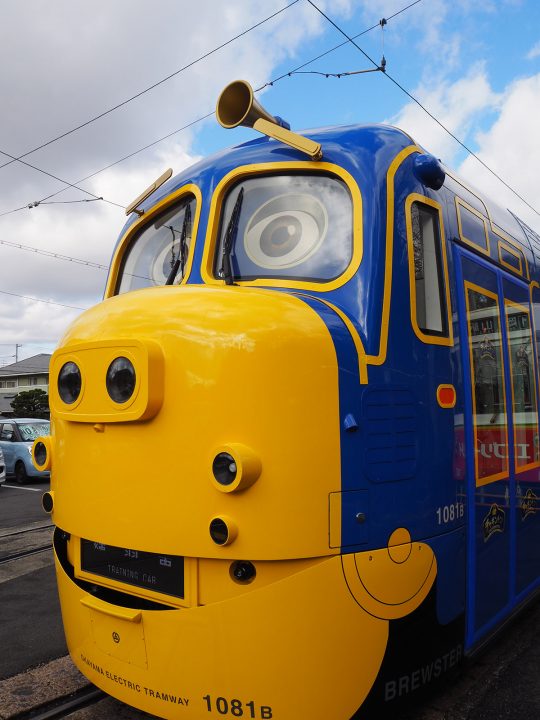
[483,504,505,542]
[520,489,537,521]
[112,632,120,644]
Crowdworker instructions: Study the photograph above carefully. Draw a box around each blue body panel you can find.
[110,123,540,652]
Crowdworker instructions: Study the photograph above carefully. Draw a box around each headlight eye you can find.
[106,357,136,404]
[212,452,237,486]
[209,516,237,546]
[34,441,47,466]
[58,361,82,404]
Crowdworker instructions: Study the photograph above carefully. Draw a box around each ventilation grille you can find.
[362,387,417,483]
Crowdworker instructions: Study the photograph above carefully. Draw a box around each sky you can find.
[0,0,539,364]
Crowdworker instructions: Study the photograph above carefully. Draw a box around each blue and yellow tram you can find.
[34,81,540,719]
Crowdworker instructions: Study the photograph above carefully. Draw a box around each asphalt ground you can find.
[0,564,67,680]
[406,594,540,720]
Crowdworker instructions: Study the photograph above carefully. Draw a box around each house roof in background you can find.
[0,393,16,413]
[0,354,51,377]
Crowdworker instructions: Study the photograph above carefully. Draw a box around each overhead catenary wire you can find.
[305,0,540,219]
[0,1,426,320]
[0,4,302,220]
[0,1,300,176]
[0,289,87,310]
[0,0,422,220]
[0,237,109,269]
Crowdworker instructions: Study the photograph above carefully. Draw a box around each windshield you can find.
[17,422,50,441]
[214,174,353,283]
[117,195,196,294]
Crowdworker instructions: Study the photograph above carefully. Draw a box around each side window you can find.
[506,299,540,472]
[499,242,523,275]
[465,284,508,486]
[532,285,540,374]
[0,423,14,441]
[406,195,452,345]
[213,173,353,284]
[456,199,490,254]
[116,193,197,295]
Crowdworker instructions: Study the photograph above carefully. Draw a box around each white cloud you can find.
[527,41,540,60]
[458,73,540,234]
[389,64,501,164]
[389,64,540,234]
[0,0,352,359]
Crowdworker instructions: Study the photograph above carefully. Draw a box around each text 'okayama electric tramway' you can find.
[33,80,540,719]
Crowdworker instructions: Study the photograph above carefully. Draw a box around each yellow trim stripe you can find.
[448,170,530,279]
[405,193,454,347]
[455,197,490,256]
[200,161,363,294]
[503,297,540,475]
[464,280,509,487]
[105,183,203,298]
[300,295,369,384]
[498,240,523,276]
[366,145,421,367]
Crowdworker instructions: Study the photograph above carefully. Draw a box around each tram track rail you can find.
[0,544,53,565]
[0,524,54,540]
[7,684,106,720]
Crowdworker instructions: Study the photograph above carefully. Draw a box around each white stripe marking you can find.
[2,484,41,492]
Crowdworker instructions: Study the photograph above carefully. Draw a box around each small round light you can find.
[212,453,237,486]
[209,518,229,545]
[106,357,136,403]
[42,492,54,513]
[230,561,256,584]
[58,361,82,404]
[34,441,47,467]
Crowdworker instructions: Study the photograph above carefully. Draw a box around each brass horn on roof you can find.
[216,80,322,161]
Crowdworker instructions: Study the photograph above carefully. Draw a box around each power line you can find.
[306,0,540,219]
[0,238,108,269]
[0,0,421,219]
[255,0,422,91]
[0,289,87,310]
[0,145,122,209]
[0,3,301,221]
[0,2,300,176]
[0,0,430,323]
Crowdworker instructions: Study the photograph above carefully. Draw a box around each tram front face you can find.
[39,165,402,720]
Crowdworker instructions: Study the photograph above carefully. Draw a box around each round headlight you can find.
[106,357,136,403]
[212,452,237,486]
[34,441,47,467]
[58,361,82,404]
[209,518,229,545]
[230,560,256,584]
[209,516,238,546]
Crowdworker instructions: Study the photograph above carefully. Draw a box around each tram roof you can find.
[114,122,540,277]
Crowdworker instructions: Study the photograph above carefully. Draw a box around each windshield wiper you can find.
[221,187,244,286]
[165,203,192,286]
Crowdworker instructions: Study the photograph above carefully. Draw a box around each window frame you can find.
[455,197,491,255]
[105,184,202,299]
[405,193,453,346]
[464,280,510,486]
[200,161,363,293]
[504,297,540,474]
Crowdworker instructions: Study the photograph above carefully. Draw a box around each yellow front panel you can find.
[50,285,341,561]
[86,605,147,670]
[50,339,164,422]
[56,552,389,720]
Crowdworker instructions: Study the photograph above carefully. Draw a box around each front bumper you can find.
[55,543,389,720]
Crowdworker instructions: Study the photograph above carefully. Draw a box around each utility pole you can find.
[15,344,22,363]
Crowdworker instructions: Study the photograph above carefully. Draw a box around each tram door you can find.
[457,250,540,649]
